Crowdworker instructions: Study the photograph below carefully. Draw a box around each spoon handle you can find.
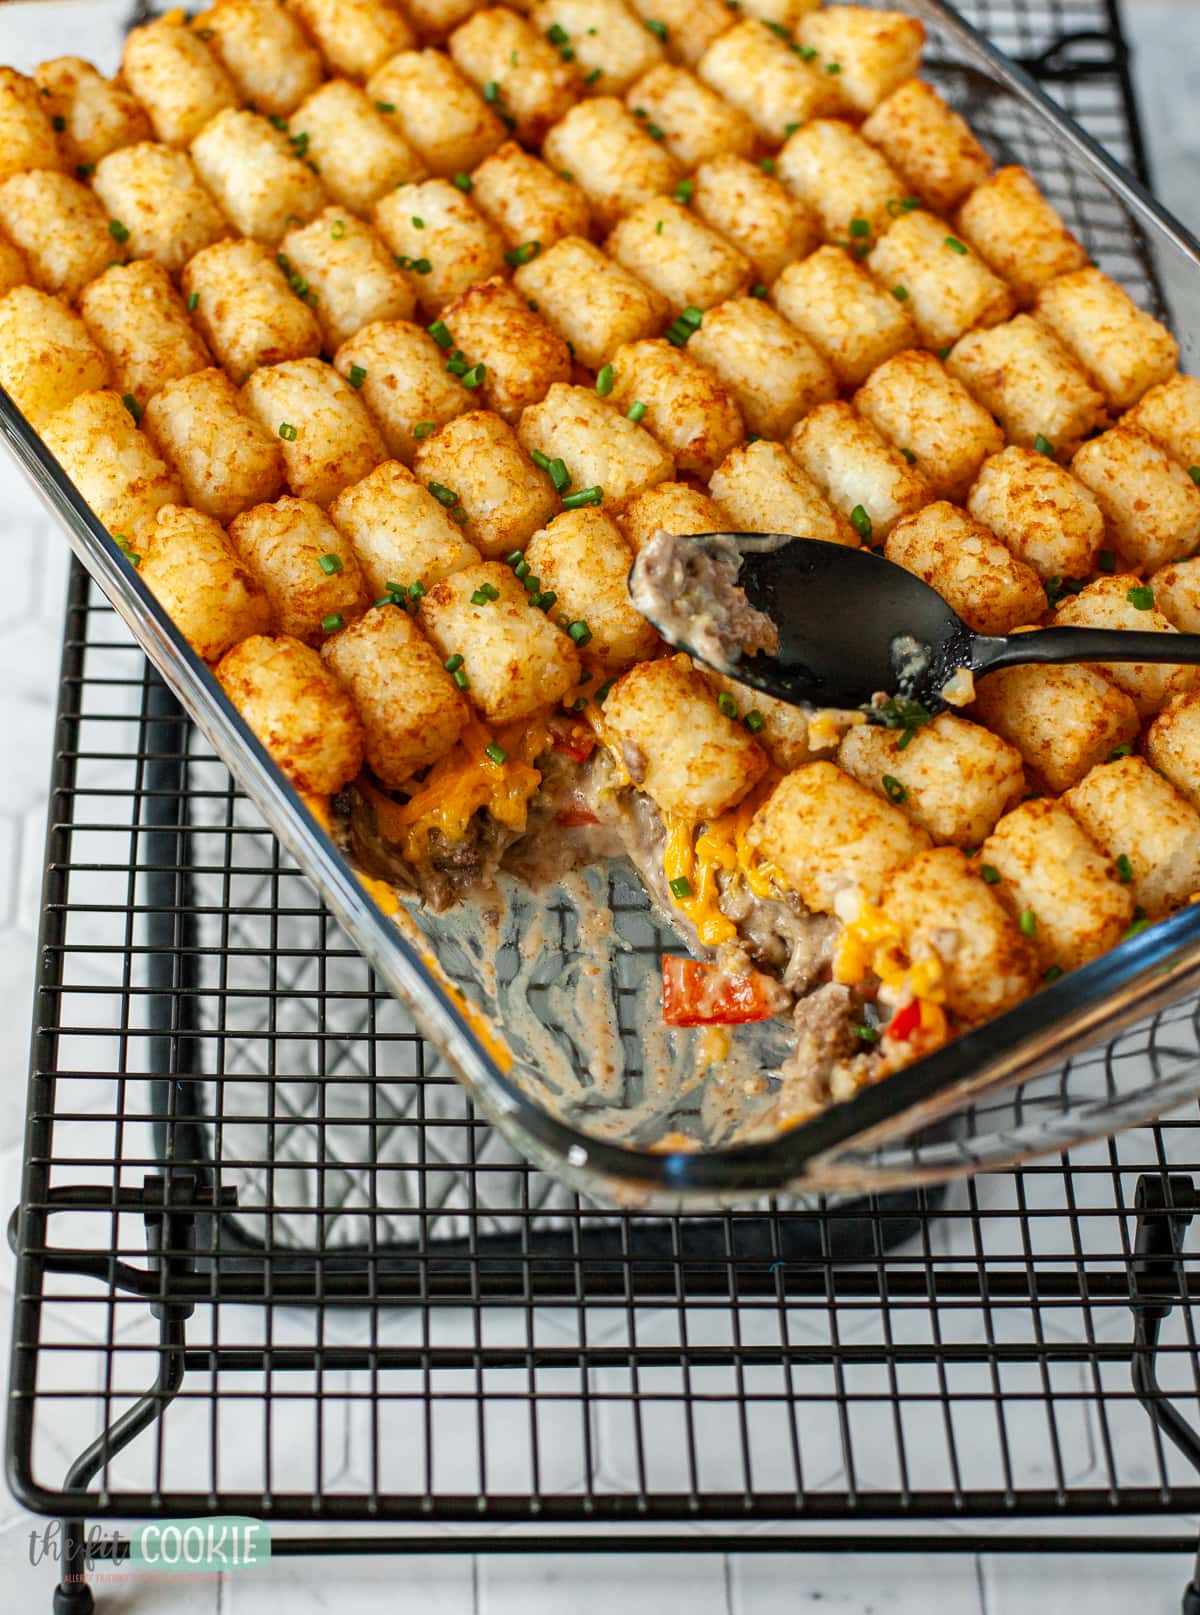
[973,626,1200,676]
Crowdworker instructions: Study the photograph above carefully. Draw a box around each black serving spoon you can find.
[628,531,1200,718]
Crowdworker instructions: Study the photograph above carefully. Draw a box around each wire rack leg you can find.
[51,1317,187,1615]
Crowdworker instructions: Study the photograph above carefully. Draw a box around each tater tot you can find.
[524,508,659,673]
[517,381,674,511]
[980,798,1133,973]
[333,319,470,462]
[190,108,327,245]
[860,78,991,215]
[1147,691,1200,814]
[373,177,506,317]
[709,439,854,546]
[512,234,668,371]
[1070,425,1200,574]
[882,848,1039,1022]
[0,170,122,298]
[289,0,416,80]
[854,348,1003,503]
[946,313,1108,460]
[216,633,364,794]
[623,63,754,167]
[705,673,817,770]
[534,0,663,95]
[625,0,733,68]
[691,155,816,285]
[618,481,728,553]
[242,357,387,507]
[747,760,930,913]
[838,711,1025,847]
[795,5,924,114]
[885,501,1046,635]
[0,228,27,297]
[437,276,571,423]
[280,210,415,352]
[322,605,469,784]
[143,367,286,523]
[79,261,211,408]
[1124,374,1200,476]
[952,166,1086,307]
[138,503,271,661]
[1064,756,1200,918]
[417,561,581,721]
[121,14,239,148]
[603,654,767,819]
[688,296,837,440]
[607,198,750,315]
[470,142,591,251]
[972,659,1140,795]
[330,458,481,593]
[1034,267,1178,413]
[42,389,184,540]
[966,444,1104,581]
[229,494,369,642]
[0,68,65,181]
[402,0,481,39]
[33,57,152,171]
[1150,559,1200,634]
[541,98,680,233]
[608,337,743,478]
[413,410,557,556]
[1054,573,1197,717]
[866,208,1014,350]
[778,119,906,249]
[697,20,834,145]
[788,400,930,542]
[366,50,505,177]
[292,80,426,215]
[448,8,579,146]
[200,0,325,117]
[771,245,916,389]
[91,144,231,276]
[183,239,322,382]
[0,287,110,430]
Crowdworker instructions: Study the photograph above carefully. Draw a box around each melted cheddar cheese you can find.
[833,895,946,1007]
[661,781,785,946]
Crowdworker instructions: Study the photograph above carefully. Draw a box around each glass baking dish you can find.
[5,0,1200,1208]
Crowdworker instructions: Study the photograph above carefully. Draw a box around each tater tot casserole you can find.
[4,0,1200,1138]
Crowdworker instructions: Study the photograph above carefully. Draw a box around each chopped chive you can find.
[453,171,473,192]
[471,587,492,605]
[647,122,665,141]
[444,654,464,672]
[547,457,570,493]
[411,257,431,274]
[523,575,540,594]
[452,666,470,690]
[848,217,870,239]
[749,282,767,298]
[318,552,344,575]
[785,121,802,135]
[900,447,917,464]
[645,16,668,38]
[665,306,703,346]
[585,68,602,84]
[595,363,615,397]
[880,695,932,733]
[981,864,1001,885]
[529,449,551,471]
[321,613,344,633]
[537,590,557,610]
[289,272,309,297]
[944,235,968,254]
[655,219,663,235]
[567,619,593,644]
[891,284,909,301]
[1122,913,1151,941]
[52,114,66,131]
[744,709,765,734]
[1019,908,1037,937]
[413,421,435,440]
[881,774,907,804]
[506,549,525,567]
[408,580,426,599]
[627,400,647,423]
[1098,548,1117,573]
[410,215,425,230]
[546,21,569,43]
[825,60,841,73]
[515,558,531,579]
[278,421,298,440]
[429,482,459,507]
[886,197,921,217]
[330,218,346,239]
[485,741,508,765]
[108,218,129,243]
[76,163,94,180]
[717,691,738,718]
[1127,584,1155,610]
[1189,466,1200,486]
[1034,432,1055,457]
[937,345,951,360]
[376,100,396,113]
[446,349,468,375]
[669,875,693,899]
[1043,965,1063,983]
[347,363,367,389]
[764,18,789,36]
[797,43,816,59]
[849,504,872,542]
[483,80,500,102]
[673,180,694,207]
[760,157,776,174]
[374,594,397,608]
[896,727,915,750]
[1116,853,1134,884]
[504,239,541,267]
[461,362,486,388]
[121,393,141,422]
[562,486,602,509]
[855,1023,879,1044]
[187,290,199,311]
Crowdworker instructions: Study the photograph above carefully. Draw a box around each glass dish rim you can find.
[6,0,1200,1199]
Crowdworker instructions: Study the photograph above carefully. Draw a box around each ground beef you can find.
[629,530,780,669]
[776,982,860,1111]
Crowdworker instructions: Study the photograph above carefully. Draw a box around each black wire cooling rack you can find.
[10,1,1200,1610]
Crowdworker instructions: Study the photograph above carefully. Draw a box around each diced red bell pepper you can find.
[550,721,596,764]
[557,807,600,827]
[661,956,781,1027]
[885,1000,922,1043]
